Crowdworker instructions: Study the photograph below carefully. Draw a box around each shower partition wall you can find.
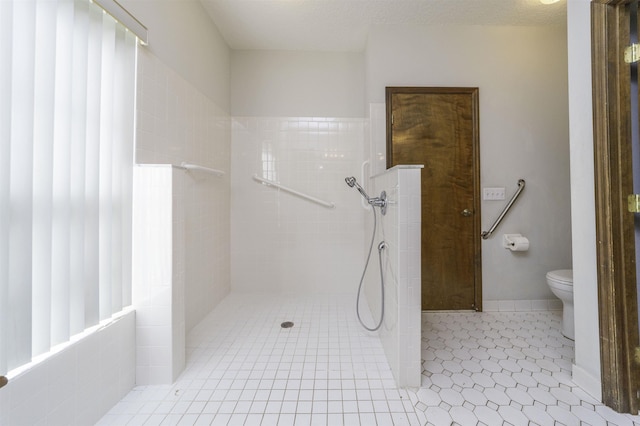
[367,165,423,387]
[132,165,186,385]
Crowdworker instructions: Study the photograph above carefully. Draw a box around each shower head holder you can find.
[369,190,387,216]
[345,176,387,215]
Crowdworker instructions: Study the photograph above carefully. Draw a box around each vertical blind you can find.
[0,0,136,376]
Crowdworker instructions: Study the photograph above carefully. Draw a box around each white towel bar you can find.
[175,162,225,177]
[252,175,335,209]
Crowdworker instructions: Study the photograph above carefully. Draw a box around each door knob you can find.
[462,209,473,217]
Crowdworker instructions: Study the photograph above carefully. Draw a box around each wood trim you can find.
[469,88,482,311]
[591,0,640,413]
[593,0,631,5]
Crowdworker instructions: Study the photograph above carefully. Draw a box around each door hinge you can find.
[391,114,394,126]
[634,346,640,365]
[628,194,640,213]
[625,43,640,64]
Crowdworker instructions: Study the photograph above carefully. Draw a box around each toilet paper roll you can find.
[508,236,529,251]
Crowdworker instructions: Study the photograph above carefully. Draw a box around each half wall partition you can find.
[367,165,423,388]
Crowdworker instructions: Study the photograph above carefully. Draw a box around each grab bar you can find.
[252,175,336,209]
[481,179,525,240]
[360,160,370,210]
[175,162,225,177]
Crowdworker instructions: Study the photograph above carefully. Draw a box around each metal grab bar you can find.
[481,179,525,240]
[175,162,225,177]
[252,175,336,209]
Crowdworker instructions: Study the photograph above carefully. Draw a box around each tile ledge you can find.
[371,164,424,180]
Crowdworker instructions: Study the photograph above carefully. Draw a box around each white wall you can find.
[231,50,365,117]
[567,0,601,400]
[0,311,135,426]
[120,0,230,111]
[365,25,572,304]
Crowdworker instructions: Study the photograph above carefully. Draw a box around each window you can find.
[0,0,138,376]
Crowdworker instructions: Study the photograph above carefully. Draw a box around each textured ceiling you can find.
[199,0,567,51]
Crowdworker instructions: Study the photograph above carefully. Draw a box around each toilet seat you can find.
[547,269,573,286]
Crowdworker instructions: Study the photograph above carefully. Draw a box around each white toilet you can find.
[546,269,574,340]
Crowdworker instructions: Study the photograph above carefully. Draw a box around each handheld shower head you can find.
[344,176,370,200]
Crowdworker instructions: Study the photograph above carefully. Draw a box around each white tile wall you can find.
[400,168,423,388]
[184,170,231,331]
[135,48,231,331]
[136,48,229,168]
[231,117,366,294]
[172,170,187,379]
[369,166,423,388]
[133,165,185,385]
[0,311,135,426]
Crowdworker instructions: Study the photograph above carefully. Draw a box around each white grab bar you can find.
[252,175,336,209]
[175,162,225,177]
[360,160,371,210]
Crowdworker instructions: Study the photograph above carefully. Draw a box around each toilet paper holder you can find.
[503,234,530,251]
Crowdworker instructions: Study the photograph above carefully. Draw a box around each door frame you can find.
[592,0,640,413]
[385,86,482,311]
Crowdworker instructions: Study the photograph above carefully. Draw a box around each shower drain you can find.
[280,321,294,328]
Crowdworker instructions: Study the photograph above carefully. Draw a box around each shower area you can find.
[230,115,421,388]
[128,41,422,392]
[129,92,424,424]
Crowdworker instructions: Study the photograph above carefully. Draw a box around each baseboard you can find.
[572,364,602,402]
[483,299,562,312]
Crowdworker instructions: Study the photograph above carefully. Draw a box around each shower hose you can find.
[356,204,386,332]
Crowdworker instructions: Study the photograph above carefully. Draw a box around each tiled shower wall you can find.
[367,166,422,388]
[136,48,231,331]
[231,117,366,294]
[132,165,186,385]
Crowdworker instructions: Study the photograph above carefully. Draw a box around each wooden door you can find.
[386,87,481,311]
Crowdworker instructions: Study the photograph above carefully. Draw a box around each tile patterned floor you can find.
[99,294,421,426]
[99,294,640,425]
[417,311,640,426]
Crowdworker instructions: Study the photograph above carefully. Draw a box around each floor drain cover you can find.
[281,321,294,328]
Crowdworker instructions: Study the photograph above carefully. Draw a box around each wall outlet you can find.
[483,187,506,201]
